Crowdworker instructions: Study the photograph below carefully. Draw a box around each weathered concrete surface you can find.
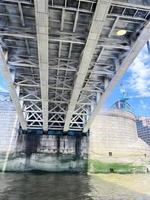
[0,101,88,172]
[14,134,88,172]
[0,134,88,172]
[0,102,19,153]
[1,100,150,173]
[0,154,87,172]
[88,109,150,173]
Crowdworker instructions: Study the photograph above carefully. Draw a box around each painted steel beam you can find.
[0,47,27,129]
[112,0,150,10]
[0,31,35,39]
[63,0,112,132]
[34,0,49,131]
[49,5,94,14]
[16,83,72,91]
[83,22,150,132]
[0,31,84,44]
[2,0,32,4]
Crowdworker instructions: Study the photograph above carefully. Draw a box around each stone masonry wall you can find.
[16,134,88,158]
[89,109,150,165]
[0,101,18,153]
[0,100,88,172]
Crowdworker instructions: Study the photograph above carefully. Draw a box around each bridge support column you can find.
[88,109,150,173]
[75,135,82,158]
[56,135,60,156]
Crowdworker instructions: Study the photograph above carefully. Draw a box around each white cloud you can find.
[140,100,148,110]
[127,44,150,97]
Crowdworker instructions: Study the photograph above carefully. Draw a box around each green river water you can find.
[0,173,150,200]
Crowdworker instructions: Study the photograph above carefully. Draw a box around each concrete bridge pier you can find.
[88,109,150,173]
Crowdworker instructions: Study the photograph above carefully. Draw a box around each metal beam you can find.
[112,0,150,10]
[0,31,84,44]
[0,31,35,39]
[83,22,150,132]
[63,0,112,132]
[16,82,72,91]
[49,5,94,14]
[2,0,32,5]
[34,0,49,131]
[0,47,27,129]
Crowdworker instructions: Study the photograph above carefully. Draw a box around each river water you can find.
[0,173,150,200]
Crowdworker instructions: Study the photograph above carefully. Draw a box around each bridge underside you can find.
[0,0,150,133]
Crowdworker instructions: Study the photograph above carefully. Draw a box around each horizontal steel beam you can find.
[0,32,85,44]
[112,0,150,10]
[15,82,72,91]
[1,0,33,4]
[0,31,35,39]
[49,5,93,14]
[25,110,88,116]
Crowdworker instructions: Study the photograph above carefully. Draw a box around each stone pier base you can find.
[88,109,150,173]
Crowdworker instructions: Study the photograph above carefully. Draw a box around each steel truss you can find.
[0,0,150,132]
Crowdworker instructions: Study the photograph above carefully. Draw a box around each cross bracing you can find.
[0,0,150,132]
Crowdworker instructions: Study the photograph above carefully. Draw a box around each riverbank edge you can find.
[0,153,149,174]
[88,159,149,174]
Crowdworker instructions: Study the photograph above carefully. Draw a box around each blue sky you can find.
[105,43,150,117]
[0,44,150,117]
[0,74,8,93]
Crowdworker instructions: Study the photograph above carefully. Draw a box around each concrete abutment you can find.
[0,101,150,173]
[88,109,150,173]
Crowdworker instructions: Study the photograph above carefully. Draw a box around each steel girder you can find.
[0,0,150,131]
[0,46,27,129]
[34,0,49,131]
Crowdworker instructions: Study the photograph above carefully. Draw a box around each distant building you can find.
[136,117,150,146]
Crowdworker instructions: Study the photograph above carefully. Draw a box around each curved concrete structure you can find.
[89,109,150,172]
